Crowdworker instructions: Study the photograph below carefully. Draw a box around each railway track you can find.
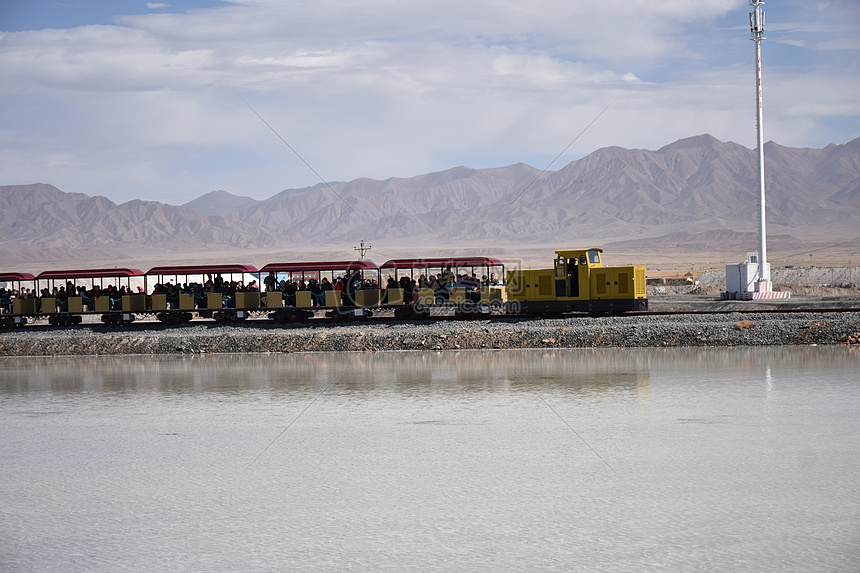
[4,304,860,332]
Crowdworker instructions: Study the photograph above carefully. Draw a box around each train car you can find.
[259,260,381,320]
[380,257,507,317]
[34,268,145,326]
[146,264,260,323]
[506,248,647,313]
[0,273,37,327]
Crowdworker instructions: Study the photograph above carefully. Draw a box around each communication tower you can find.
[723,1,789,299]
[750,0,768,284]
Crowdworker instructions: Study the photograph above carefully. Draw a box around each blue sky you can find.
[1,0,858,205]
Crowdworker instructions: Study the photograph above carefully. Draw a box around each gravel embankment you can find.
[1,312,859,356]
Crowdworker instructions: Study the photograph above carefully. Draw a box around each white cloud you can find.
[0,0,857,204]
[147,3,170,9]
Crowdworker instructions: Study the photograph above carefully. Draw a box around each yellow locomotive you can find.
[506,248,647,313]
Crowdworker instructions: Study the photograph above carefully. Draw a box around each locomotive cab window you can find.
[588,250,601,264]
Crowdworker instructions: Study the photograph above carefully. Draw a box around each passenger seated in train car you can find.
[0,289,8,314]
[444,274,456,292]
[283,279,297,307]
[457,273,480,290]
[110,286,124,310]
[433,275,448,303]
[383,276,397,304]
[308,279,322,306]
[344,269,361,305]
[401,278,410,301]
[166,283,179,309]
[459,273,481,302]
[56,286,68,312]
[333,278,344,303]
[427,275,438,297]
[405,277,418,303]
[192,284,207,309]
[79,287,93,311]
[148,283,162,310]
[224,282,237,308]
[264,272,277,292]
[35,289,49,313]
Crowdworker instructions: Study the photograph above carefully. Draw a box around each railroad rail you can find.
[3,305,859,333]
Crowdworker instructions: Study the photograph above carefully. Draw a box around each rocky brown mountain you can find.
[2,135,858,258]
[0,183,277,249]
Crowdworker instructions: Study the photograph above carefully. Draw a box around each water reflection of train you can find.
[0,247,646,327]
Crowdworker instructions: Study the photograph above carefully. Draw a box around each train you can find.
[0,247,647,327]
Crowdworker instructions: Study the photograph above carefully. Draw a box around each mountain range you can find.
[2,134,858,267]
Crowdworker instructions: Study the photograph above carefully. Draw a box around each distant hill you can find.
[2,135,858,260]
[0,183,277,249]
[182,190,261,216]
[177,134,860,248]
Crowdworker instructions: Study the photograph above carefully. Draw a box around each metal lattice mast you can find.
[750,1,768,282]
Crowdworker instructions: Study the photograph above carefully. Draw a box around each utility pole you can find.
[354,240,372,261]
[750,0,769,283]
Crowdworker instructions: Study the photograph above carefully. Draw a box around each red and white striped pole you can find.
[750,1,769,283]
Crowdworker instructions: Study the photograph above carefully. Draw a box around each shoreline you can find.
[2,310,859,356]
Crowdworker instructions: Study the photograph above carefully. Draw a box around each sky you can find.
[1,0,858,206]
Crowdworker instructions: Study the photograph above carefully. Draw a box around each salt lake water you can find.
[1,347,858,572]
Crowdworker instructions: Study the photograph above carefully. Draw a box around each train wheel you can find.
[100,313,123,327]
[213,312,231,324]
